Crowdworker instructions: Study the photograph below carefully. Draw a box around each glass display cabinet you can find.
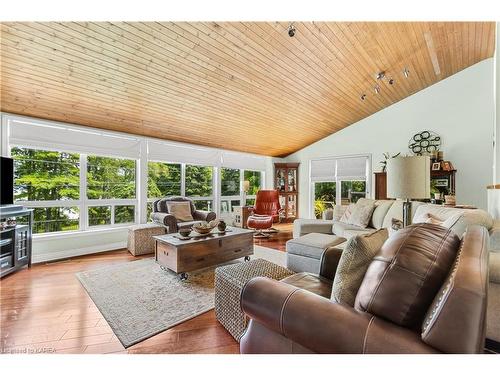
[274,163,299,222]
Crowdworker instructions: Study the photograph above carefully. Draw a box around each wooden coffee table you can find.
[153,226,254,280]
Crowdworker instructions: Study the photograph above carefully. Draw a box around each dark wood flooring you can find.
[0,224,293,354]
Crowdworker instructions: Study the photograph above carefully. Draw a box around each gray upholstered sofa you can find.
[287,199,500,346]
[150,196,216,233]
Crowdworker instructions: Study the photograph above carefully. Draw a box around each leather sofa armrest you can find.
[490,252,500,284]
[319,246,343,280]
[150,212,177,233]
[241,277,437,354]
[192,210,216,222]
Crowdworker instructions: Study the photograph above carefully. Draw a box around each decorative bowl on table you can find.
[178,227,192,237]
[192,220,218,235]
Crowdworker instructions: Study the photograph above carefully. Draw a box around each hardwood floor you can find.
[0,224,292,354]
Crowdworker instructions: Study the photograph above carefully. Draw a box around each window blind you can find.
[336,156,369,178]
[310,158,336,181]
[311,155,369,181]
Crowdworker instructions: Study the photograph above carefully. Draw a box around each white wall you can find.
[285,58,495,218]
[496,23,500,183]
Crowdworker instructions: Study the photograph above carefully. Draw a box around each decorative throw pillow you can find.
[331,229,389,306]
[166,201,194,222]
[347,200,376,228]
[388,218,404,236]
[339,204,355,223]
[332,205,348,221]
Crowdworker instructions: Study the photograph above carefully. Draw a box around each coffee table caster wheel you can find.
[180,272,188,281]
[244,256,251,262]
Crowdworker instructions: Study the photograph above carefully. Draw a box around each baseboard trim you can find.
[32,241,127,264]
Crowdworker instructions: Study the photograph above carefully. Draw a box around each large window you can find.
[11,147,138,233]
[220,168,241,221]
[148,162,182,198]
[11,147,81,234]
[244,170,261,206]
[314,182,336,219]
[310,155,370,218]
[185,164,213,210]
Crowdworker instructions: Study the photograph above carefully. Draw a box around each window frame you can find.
[10,145,139,234]
[309,154,371,218]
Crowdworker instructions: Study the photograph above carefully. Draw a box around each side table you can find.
[214,258,294,341]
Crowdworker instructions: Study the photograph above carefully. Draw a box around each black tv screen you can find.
[1,157,14,205]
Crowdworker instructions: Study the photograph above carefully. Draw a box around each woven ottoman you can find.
[127,223,165,256]
[215,258,294,342]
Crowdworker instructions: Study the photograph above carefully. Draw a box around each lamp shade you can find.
[387,156,430,199]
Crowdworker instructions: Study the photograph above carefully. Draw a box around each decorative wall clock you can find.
[408,131,441,155]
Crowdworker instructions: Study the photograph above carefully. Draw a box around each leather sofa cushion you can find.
[331,229,388,306]
[355,223,460,329]
[286,233,346,260]
[281,272,333,299]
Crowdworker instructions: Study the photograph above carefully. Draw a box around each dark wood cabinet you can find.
[374,170,457,200]
[274,163,299,222]
[1,205,33,278]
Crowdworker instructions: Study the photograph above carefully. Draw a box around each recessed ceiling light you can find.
[403,67,410,78]
[374,85,380,94]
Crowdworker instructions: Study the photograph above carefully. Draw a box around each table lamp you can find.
[386,155,430,227]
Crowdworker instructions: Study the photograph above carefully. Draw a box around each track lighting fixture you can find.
[360,67,410,102]
[288,23,296,37]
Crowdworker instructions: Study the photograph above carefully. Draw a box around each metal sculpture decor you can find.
[408,131,441,155]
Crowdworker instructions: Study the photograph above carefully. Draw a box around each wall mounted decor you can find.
[408,131,441,155]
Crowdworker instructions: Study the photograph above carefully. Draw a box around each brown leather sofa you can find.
[240,224,489,354]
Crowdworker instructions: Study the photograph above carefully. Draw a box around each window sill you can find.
[33,226,130,241]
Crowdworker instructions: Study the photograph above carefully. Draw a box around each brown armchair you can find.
[240,224,489,354]
[151,196,216,233]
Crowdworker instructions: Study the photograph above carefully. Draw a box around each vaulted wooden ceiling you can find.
[0,22,495,157]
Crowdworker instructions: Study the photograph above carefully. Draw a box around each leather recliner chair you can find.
[240,224,489,354]
[247,190,283,237]
[151,196,216,233]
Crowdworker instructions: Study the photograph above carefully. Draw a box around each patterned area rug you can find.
[75,246,285,348]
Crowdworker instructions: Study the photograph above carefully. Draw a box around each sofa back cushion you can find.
[413,204,493,238]
[381,200,425,229]
[370,200,394,229]
[354,223,460,329]
[347,199,376,228]
[331,229,388,306]
[339,204,355,223]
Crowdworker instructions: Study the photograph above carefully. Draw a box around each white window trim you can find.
[3,113,269,234]
[309,154,372,218]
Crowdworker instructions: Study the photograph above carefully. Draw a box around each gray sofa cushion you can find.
[293,219,333,239]
[332,221,375,238]
[347,199,376,228]
[286,233,346,260]
[370,200,394,229]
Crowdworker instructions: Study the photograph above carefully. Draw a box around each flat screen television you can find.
[0,157,14,205]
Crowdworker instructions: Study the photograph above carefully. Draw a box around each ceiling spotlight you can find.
[388,78,394,85]
[360,94,367,101]
[288,23,296,37]
[374,85,380,94]
[403,67,410,78]
[376,71,385,80]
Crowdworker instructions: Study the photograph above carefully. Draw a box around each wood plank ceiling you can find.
[0,22,496,157]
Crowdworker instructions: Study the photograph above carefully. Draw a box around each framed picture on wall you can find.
[431,162,441,171]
